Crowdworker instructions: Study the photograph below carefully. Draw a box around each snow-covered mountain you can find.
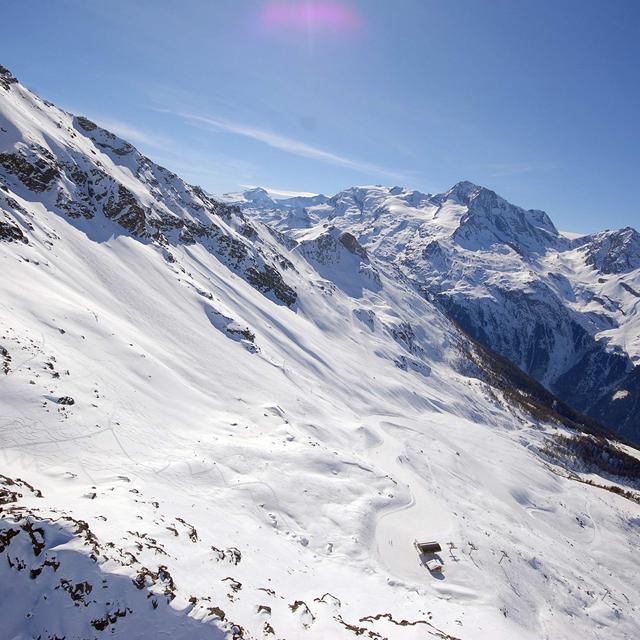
[229,182,640,443]
[2,63,640,640]
[220,187,330,231]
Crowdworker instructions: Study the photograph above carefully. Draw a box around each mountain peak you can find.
[446,180,483,201]
[240,187,276,206]
[446,183,560,253]
[244,186,269,196]
[452,179,481,191]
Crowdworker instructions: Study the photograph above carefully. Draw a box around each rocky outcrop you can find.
[339,231,368,260]
[103,183,148,235]
[246,264,297,307]
[0,145,60,193]
[581,227,640,274]
[0,213,26,243]
[0,64,17,90]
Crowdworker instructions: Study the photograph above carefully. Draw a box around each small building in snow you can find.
[416,541,442,554]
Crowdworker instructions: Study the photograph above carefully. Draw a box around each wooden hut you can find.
[416,541,442,554]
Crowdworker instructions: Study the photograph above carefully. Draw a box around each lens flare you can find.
[260,1,362,32]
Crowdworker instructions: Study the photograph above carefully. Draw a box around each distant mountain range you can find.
[226,182,640,443]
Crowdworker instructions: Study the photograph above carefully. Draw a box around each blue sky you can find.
[2,0,639,232]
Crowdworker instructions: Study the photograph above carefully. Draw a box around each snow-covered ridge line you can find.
[0,65,296,308]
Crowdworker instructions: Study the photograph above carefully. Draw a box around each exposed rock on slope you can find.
[581,227,640,275]
[0,77,295,308]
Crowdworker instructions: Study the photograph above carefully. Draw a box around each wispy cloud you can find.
[479,162,560,178]
[151,148,259,190]
[157,108,409,183]
[93,117,171,149]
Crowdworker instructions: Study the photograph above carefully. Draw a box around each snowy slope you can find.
[231,183,640,442]
[2,64,640,640]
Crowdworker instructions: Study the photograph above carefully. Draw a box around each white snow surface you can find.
[1,68,640,640]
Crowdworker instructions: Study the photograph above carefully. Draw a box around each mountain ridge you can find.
[230,182,640,442]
